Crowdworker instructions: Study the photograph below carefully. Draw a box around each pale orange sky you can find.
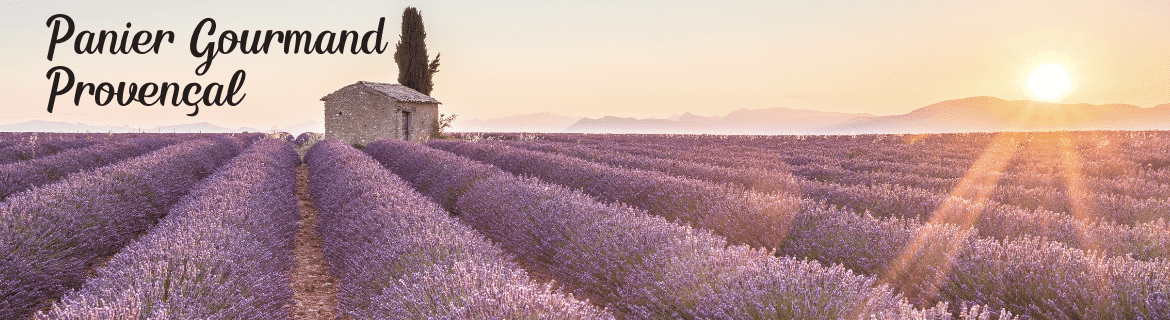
[1,0,1168,129]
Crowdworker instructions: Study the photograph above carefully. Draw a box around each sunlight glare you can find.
[1028,63,1071,101]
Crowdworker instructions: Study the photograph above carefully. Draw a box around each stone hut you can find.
[320,81,440,146]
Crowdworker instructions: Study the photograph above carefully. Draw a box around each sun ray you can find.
[857,99,1075,311]
[1052,114,1118,315]
[876,131,1021,306]
[1056,134,1098,246]
[858,100,1128,316]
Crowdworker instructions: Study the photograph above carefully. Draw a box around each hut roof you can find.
[321,81,441,104]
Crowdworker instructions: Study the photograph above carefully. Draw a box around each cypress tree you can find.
[394,7,440,95]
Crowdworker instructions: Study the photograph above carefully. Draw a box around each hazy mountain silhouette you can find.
[455,113,583,133]
[564,107,873,134]
[282,120,325,136]
[827,96,1170,134]
[564,116,714,134]
[153,122,256,133]
[6,97,1167,135]
[563,97,1170,134]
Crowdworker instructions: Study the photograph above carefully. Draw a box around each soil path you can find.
[289,164,341,320]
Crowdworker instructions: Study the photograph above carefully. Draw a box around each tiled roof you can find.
[322,81,441,104]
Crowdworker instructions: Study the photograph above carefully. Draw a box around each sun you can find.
[1027,63,1071,101]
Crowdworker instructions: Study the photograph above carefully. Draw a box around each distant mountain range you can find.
[565,108,875,134]
[453,113,583,133]
[5,97,1168,135]
[825,97,1170,134]
[280,121,324,136]
[561,97,1170,134]
[453,107,878,134]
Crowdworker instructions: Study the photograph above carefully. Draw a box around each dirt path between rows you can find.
[289,164,341,320]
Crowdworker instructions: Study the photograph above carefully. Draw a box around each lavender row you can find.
[428,140,805,250]
[532,132,1170,201]
[293,132,323,159]
[268,132,295,142]
[433,140,931,266]
[0,138,174,201]
[502,139,1170,261]
[778,153,1170,225]
[497,139,803,195]
[432,140,1169,318]
[789,148,1160,223]
[367,139,999,319]
[487,133,1170,215]
[0,139,97,166]
[306,139,612,319]
[222,132,268,150]
[634,134,1170,207]
[556,137,1170,225]
[800,180,1170,261]
[530,131,1168,176]
[435,140,922,269]
[37,138,299,319]
[0,137,240,318]
[475,132,1170,215]
[293,132,323,147]
[785,207,1170,318]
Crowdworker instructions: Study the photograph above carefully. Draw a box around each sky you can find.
[1,0,1168,129]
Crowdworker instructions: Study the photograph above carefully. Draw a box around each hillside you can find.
[453,113,582,133]
[564,97,1170,134]
[564,107,872,134]
[828,96,1170,134]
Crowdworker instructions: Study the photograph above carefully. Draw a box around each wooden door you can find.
[401,111,411,140]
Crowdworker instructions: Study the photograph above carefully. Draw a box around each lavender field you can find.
[1,131,1168,319]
